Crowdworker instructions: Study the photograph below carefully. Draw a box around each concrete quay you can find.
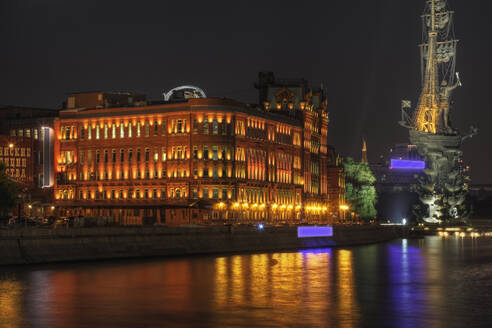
[0,225,400,266]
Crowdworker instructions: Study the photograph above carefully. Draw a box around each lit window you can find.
[112,124,116,139]
[120,123,124,138]
[203,118,209,134]
[212,119,218,135]
[128,122,133,137]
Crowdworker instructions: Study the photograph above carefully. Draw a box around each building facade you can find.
[0,106,58,217]
[54,78,333,225]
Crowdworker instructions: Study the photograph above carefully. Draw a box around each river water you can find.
[0,236,491,328]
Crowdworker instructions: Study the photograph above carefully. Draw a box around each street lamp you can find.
[339,204,349,223]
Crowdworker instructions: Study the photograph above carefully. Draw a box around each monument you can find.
[399,0,477,224]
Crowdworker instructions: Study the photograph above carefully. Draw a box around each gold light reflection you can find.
[213,251,336,326]
[336,249,359,328]
[0,280,23,327]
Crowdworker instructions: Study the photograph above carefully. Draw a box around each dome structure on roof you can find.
[163,85,206,101]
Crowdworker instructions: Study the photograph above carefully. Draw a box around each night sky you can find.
[1,0,491,183]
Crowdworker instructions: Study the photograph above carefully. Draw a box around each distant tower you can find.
[361,138,368,163]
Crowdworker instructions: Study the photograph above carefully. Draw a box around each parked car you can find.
[8,217,38,228]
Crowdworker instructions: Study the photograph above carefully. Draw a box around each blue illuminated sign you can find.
[390,159,425,170]
[297,226,333,238]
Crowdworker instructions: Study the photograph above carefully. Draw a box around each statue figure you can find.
[439,72,462,130]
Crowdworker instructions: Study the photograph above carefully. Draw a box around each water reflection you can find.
[0,236,491,327]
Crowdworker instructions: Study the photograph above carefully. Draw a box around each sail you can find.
[425,12,450,29]
[420,40,457,63]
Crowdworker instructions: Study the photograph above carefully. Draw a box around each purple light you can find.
[297,226,333,238]
[390,159,425,170]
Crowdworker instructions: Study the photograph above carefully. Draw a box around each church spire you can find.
[361,138,368,163]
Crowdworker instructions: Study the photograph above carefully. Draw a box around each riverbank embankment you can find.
[0,225,400,266]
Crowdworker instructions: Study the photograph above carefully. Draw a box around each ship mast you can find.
[412,0,458,134]
[414,0,440,133]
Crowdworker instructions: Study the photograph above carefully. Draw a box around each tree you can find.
[343,157,377,219]
[0,162,19,216]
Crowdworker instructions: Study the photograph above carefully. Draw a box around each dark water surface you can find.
[1,236,492,328]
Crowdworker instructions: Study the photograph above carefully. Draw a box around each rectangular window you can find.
[154,149,158,162]
[80,151,85,164]
[213,167,218,178]
[177,146,182,160]
[222,188,228,199]
[161,147,166,162]
[96,150,100,163]
[193,146,198,159]
[212,146,218,160]
[112,124,116,139]
[112,149,116,163]
[104,124,108,139]
[193,119,198,133]
[203,146,208,159]
[137,122,141,137]
[145,148,150,162]
[34,129,39,140]
[192,188,198,198]
[137,149,141,162]
[120,149,124,162]
[212,118,218,135]
[128,149,133,162]
[177,119,183,133]
[96,126,100,139]
[203,118,209,134]
[145,121,149,137]
[88,127,92,139]
[120,123,124,138]
[154,122,158,136]
[203,188,209,199]
[222,121,227,135]
[128,123,133,137]
[212,188,219,199]
[80,128,85,139]
[104,150,108,163]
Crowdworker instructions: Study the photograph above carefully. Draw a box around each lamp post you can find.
[339,204,349,224]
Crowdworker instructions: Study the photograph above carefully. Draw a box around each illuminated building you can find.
[54,76,332,225]
[0,135,34,185]
[326,146,345,221]
[0,106,58,216]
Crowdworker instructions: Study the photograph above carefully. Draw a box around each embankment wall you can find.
[0,225,399,266]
